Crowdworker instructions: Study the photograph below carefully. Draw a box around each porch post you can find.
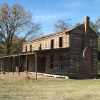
[12,56,15,75]
[0,59,2,74]
[18,55,20,77]
[7,57,9,74]
[26,54,28,79]
[3,57,5,74]
[35,52,37,80]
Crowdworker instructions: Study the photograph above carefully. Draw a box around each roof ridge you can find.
[23,24,83,44]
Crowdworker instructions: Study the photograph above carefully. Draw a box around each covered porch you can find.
[0,48,70,78]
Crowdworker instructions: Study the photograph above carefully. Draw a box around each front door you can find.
[37,56,46,73]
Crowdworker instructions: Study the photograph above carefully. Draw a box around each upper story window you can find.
[25,46,27,52]
[51,39,54,49]
[39,44,42,50]
[30,45,32,52]
[59,37,63,47]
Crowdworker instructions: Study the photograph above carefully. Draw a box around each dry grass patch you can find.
[0,73,100,100]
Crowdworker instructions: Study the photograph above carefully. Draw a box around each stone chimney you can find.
[84,16,90,34]
[80,16,91,78]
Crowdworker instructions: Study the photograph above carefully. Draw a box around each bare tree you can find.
[0,3,41,55]
[54,19,71,32]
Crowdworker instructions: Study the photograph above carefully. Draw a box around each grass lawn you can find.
[0,74,100,100]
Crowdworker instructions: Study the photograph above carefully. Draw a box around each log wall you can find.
[22,33,69,52]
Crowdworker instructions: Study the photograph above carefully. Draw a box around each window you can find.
[30,45,32,52]
[60,56,63,70]
[50,56,53,69]
[50,64,53,69]
[61,64,63,70]
[39,44,41,50]
[59,37,63,47]
[25,46,27,52]
[51,39,54,49]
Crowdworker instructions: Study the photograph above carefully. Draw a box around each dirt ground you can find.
[0,72,65,81]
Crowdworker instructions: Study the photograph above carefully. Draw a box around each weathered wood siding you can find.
[90,36,98,76]
[45,51,70,75]
[69,27,98,78]
[69,28,84,77]
[22,33,69,52]
[28,55,35,72]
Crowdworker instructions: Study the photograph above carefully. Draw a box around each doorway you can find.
[37,56,46,73]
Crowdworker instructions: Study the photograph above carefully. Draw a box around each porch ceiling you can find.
[0,47,69,59]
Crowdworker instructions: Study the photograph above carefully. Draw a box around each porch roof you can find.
[0,47,69,59]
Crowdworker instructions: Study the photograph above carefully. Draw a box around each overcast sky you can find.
[0,0,100,34]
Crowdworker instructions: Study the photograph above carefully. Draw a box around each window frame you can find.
[51,39,54,49]
[59,37,63,47]
[30,45,32,52]
[25,46,27,52]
